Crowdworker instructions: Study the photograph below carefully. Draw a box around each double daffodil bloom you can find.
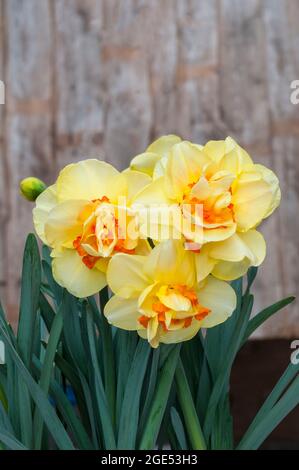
[33,159,151,297]
[133,136,280,281]
[105,240,236,348]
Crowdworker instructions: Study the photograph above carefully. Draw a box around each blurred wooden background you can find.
[0,0,298,335]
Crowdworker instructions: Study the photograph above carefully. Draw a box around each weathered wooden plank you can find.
[0,0,298,338]
[101,0,152,167]
[257,0,299,337]
[4,0,53,326]
[174,0,219,142]
[0,0,7,303]
[53,0,105,168]
[217,0,281,337]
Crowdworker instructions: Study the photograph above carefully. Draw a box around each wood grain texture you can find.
[0,0,298,336]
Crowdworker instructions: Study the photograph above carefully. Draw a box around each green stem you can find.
[139,345,180,450]
[99,287,116,428]
[175,359,206,450]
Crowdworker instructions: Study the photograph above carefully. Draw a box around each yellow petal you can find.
[132,177,170,205]
[144,240,196,286]
[157,290,191,311]
[212,258,251,280]
[209,171,236,195]
[152,156,168,180]
[203,140,226,162]
[45,200,89,248]
[56,159,126,202]
[232,170,274,231]
[239,230,266,265]
[123,170,152,202]
[146,134,182,157]
[138,283,159,316]
[33,185,57,244]
[107,254,150,298]
[197,277,236,328]
[198,230,266,281]
[52,249,106,298]
[147,316,159,343]
[130,152,161,176]
[208,233,249,262]
[104,295,140,330]
[218,137,253,174]
[202,223,236,243]
[254,164,281,217]
[189,177,211,200]
[137,204,182,241]
[158,320,200,345]
[165,141,211,201]
[195,248,217,282]
[209,230,266,264]
[137,328,160,348]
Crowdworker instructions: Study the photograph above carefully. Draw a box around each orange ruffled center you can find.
[73,197,136,269]
[138,284,211,332]
[183,182,234,226]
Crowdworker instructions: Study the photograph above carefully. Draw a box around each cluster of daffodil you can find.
[31,135,280,348]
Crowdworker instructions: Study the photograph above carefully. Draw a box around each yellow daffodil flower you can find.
[130,134,183,178]
[33,159,151,298]
[104,240,236,348]
[132,136,280,281]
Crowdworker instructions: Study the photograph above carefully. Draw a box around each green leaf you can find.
[33,356,93,450]
[90,294,116,426]
[246,266,258,292]
[77,369,99,449]
[180,334,203,399]
[85,307,116,449]
[33,301,64,449]
[242,296,295,344]
[117,339,151,449]
[237,362,299,449]
[62,294,87,375]
[115,329,138,431]
[139,344,181,450]
[0,381,7,410]
[17,234,41,368]
[17,377,33,448]
[203,294,254,438]
[205,278,243,380]
[170,407,188,450]
[42,260,63,307]
[238,374,299,449]
[175,359,206,450]
[138,348,160,435]
[0,430,28,450]
[0,325,74,450]
[196,354,213,424]
[210,394,233,450]
[39,292,56,332]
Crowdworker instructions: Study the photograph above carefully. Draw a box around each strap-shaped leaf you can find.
[0,325,74,450]
[139,344,181,450]
[85,307,116,449]
[203,294,254,438]
[33,300,64,449]
[242,296,295,344]
[17,234,41,368]
[117,339,151,449]
[33,356,93,450]
[170,407,188,450]
[238,374,299,449]
[175,359,206,450]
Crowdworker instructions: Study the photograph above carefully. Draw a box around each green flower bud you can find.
[19,177,47,202]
